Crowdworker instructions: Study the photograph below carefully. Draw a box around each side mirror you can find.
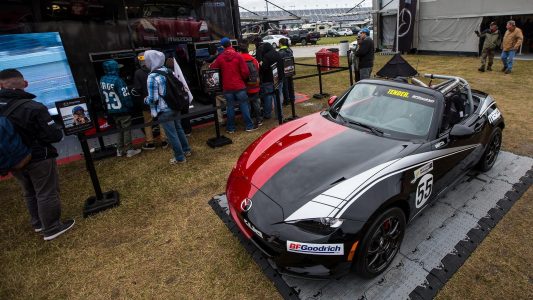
[450,124,475,138]
[328,95,337,107]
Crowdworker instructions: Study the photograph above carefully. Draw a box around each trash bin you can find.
[315,48,331,71]
[339,40,349,57]
[327,48,340,69]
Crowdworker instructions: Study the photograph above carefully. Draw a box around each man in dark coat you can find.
[355,28,374,80]
[258,42,284,120]
[0,68,74,240]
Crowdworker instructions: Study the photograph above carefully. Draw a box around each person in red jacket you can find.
[210,37,255,133]
[238,40,263,127]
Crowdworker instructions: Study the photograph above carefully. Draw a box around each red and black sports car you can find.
[226,75,504,278]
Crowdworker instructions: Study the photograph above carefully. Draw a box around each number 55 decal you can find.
[416,174,433,208]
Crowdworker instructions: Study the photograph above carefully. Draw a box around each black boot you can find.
[487,65,492,71]
[478,66,485,72]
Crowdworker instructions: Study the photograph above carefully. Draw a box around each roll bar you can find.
[423,74,474,115]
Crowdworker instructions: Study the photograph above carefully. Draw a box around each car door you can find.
[429,98,485,196]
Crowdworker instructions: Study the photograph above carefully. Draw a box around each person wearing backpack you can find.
[0,68,75,240]
[210,37,255,133]
[132,52,168,150]
[278,38,295,106]
[99,59,141,158]
[258,42,285,121]
[143,50,191,164]
[238,40,263,127]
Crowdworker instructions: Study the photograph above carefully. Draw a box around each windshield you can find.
[331,83,436,140]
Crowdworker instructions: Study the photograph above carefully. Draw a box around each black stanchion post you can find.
[288,77,298,120]
[348,50,354,86]
[207,93,232,148]
[78,134,119,218]
[274,85,283,125]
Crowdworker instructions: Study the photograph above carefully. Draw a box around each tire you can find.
[301,39,307,46]
[353,207,406,278]
[477,127,502,171]
[272,42,277,48]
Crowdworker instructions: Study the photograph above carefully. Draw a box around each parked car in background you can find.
[350,26,362,34]
[325,29,340,37]
[287,30,320,46]
[337,28,353,36]
[262,34,291,48]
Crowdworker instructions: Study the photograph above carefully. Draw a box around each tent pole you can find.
[396,5,400,53]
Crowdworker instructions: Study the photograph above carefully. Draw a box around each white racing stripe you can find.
[284,145,479,222]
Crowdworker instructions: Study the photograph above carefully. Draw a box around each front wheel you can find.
[477,127,502,171]
[353,207,406,278]
[301,39,307,46]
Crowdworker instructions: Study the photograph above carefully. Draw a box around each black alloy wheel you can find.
[478,127,502,171]
[354,207,406,278]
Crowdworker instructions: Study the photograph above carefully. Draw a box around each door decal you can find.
[415,173,433,208]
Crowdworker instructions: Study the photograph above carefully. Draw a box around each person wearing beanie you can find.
[475,22,501,72]
[210,37,255,133]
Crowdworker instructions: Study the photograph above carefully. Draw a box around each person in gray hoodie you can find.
[143,50,191,164]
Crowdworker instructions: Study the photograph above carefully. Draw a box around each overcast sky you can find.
[238,0,373,11]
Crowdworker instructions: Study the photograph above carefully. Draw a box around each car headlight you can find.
[287,218,344,234]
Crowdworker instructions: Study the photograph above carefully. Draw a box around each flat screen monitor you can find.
[0,32,79,115]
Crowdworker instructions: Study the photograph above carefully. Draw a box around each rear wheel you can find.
[354,207,406,278]
[301,39,307,46]
[477,127,502,171]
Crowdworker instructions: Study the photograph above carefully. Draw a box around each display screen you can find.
[0,32,79,115]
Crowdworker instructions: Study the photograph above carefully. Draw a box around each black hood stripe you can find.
[284,144,479,222]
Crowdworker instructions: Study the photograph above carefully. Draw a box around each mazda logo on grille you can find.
[241,198,253,212]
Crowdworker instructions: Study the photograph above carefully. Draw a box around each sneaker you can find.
[116,150,124,157]
[43,219,75,241]
[161,141,169,149]
[34,227,43,233]
[169,158,186,165]
[226,130,235,134]
[126,149,142,158]
[257,120,264,126]
[478,66,485,72]
[142,143,156,150]
[184,151,192,157]
[245,127,258,132]
[185,132,192,137]
[504,69,512,74]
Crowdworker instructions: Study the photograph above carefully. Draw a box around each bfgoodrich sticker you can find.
[287,241,344,255]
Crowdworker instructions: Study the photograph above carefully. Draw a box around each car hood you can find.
[232,112,419,218]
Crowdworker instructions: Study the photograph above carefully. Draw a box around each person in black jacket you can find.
[278,38,295,106]
[258,42,285,120]
[0,68,74,240]
[355,28,375,80]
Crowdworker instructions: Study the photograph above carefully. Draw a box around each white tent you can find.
[373,0,533,53]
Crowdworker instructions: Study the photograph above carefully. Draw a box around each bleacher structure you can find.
[240,7,372,25]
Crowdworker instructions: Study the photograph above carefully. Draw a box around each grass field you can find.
[0,55,532,299]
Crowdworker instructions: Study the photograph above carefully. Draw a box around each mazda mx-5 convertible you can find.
[226,74,504,278]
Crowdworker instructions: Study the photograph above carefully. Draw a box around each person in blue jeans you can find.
[210,37,255,133]
[143,50,191,164]
[500,20,523,74]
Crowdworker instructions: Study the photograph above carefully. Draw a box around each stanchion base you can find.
[91,146,116,161]
[83,190,120,218]
[313,93,330,99]
[207,136,233,148]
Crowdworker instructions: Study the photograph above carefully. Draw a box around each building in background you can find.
[372,0,533,55]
